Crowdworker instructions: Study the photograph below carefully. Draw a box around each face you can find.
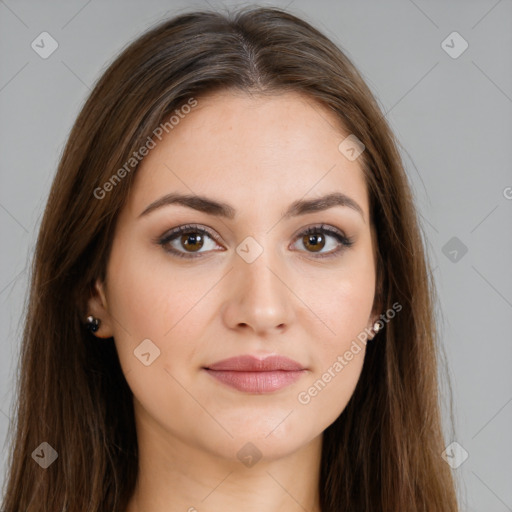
[89,89,379,463]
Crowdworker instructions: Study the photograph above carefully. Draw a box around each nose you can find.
[221,247,296,337]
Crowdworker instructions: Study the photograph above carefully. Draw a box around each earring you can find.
[373,321,381,334]
[86,315,100,333]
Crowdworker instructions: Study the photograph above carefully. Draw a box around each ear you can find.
[86,279,114,339]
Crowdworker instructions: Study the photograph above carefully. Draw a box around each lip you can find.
[203,355,307,393]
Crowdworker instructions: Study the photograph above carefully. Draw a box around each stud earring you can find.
[86,315,100,333]
[373,321,381,333]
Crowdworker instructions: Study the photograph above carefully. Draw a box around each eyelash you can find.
[156,223,354,260]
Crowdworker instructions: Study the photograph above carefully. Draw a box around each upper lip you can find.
[205,355,305,372]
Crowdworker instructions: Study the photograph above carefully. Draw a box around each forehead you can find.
[126,90,369,222]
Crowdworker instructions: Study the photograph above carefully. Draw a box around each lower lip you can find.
[204,369,306,393]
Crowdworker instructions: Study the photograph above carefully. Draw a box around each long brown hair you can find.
[2,6,459,511]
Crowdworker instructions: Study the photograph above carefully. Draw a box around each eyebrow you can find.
[138,191,365,222]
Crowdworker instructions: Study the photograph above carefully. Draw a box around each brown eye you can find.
[292,224,355,259]
[180,232,204,252]
[302,233,325,252]
[158,224,222,259]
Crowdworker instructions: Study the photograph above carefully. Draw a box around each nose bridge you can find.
[223,235,295,333]
[243,245,279,291]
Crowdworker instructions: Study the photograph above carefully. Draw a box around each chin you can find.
[201,417,319,462]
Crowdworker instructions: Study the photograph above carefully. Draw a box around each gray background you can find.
[1,0,511,510]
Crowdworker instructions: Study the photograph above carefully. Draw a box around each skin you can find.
[88,89,380,512]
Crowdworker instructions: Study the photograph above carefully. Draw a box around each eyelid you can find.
[158,223,222,241]
[290,223,348,243]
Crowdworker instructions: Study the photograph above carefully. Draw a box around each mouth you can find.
[203,354,307,393]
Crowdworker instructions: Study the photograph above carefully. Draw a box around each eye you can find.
[156,223,354,260]
[290,224,354,259]
[157,224,223,259]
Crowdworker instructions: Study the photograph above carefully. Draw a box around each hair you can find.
[1,5,459,512]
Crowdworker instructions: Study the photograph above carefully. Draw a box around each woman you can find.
[1,6,459,512]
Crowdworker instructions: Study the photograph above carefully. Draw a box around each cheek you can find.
[304,249,376,350]
[320,277,375,343]
[106,238,214,342]
[297,253,375,416]
[295,279,374,424]
[104,244,211,429]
